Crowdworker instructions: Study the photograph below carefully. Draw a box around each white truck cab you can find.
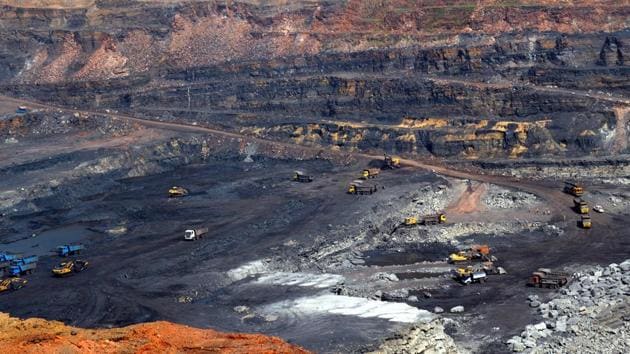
[184,228,208,241]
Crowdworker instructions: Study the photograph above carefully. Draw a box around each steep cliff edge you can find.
[0,312,308,354]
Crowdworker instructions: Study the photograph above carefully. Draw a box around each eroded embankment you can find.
[0,312,308,354]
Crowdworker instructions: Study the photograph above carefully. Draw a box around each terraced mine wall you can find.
[0,2,628,160]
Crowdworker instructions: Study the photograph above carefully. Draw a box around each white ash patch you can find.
[263,294,435,324]
[227,259,269,281]
[255,272,344,288]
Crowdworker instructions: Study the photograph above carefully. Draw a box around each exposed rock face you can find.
[0,1,628,161]
[368,319,459,354]
[0,312,308,354]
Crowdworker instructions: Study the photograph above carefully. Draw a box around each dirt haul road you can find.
[0,94,579,219]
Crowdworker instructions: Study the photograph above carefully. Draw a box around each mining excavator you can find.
[563,181,584,197]
[383,154,401,169]
[448,245,495,263]
[404,214,447,226]
[168,186,189,197]
[0,277,27,293]
[52,260,89,277]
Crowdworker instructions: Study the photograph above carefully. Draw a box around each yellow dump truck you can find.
[347,180,378,195]
[573,198,589,214]
[404,214,447,226]
[168,186,189,197]
[360,168,380,179]
[564,181,584,197]
[579,215,592,229]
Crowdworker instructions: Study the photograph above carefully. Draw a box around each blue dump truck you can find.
[57,244,84,257]
[8,256,38,276]
[0,253,23,277]
[0,252,23,262]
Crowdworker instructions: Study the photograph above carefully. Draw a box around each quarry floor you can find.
[0,99,629,353]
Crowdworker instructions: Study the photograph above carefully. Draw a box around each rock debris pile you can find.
[507,260,630,353]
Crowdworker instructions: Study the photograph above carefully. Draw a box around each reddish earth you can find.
[0,313,309,354]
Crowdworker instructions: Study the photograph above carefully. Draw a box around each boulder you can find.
[449,306,464,313]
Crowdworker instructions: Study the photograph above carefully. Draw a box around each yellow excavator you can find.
[168,186,189,198]
[52,260,89,277]
[448,245,493,263]
[0,277,27,293]
[383,154,401,169]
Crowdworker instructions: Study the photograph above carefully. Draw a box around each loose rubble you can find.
[508,260,630,353]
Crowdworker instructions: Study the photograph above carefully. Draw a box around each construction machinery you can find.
[0,252,23,263]
[528,268,569,288]
[292,171,313,183]
[360,168,380,179]
[347,180,378,195]
[579,215,592,229]
[573,198,589,214]
[563,181,584,197]
[448,245,493,263]
[404,214,447,226]
[0,278,27,293]
[383,154,401,169]
[8,262,37,276]
[168,186,189,198]
[52,260,89,277]
[184,227,209,241]
[57,244,84,257]
[452,266,487,285]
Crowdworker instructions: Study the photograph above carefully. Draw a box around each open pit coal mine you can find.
[1,1,630,353]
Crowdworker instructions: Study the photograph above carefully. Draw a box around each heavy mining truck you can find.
[292,171,313,183]
[383,154,401,169]
[52,260,89,277]
[184,227,209,241]
[563,181,584,197]
[573,198,589,214]
[360,168,380,179]
[452,266,487,285]
[8,262,37,276]
[404,214,447,226]
[57,244,84,257]
[528,268,569,288]
[168,186,189,198]
[579,215,592,229]
[0,252,23,263]
[347,180,378,195]
[0,278,27,293]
